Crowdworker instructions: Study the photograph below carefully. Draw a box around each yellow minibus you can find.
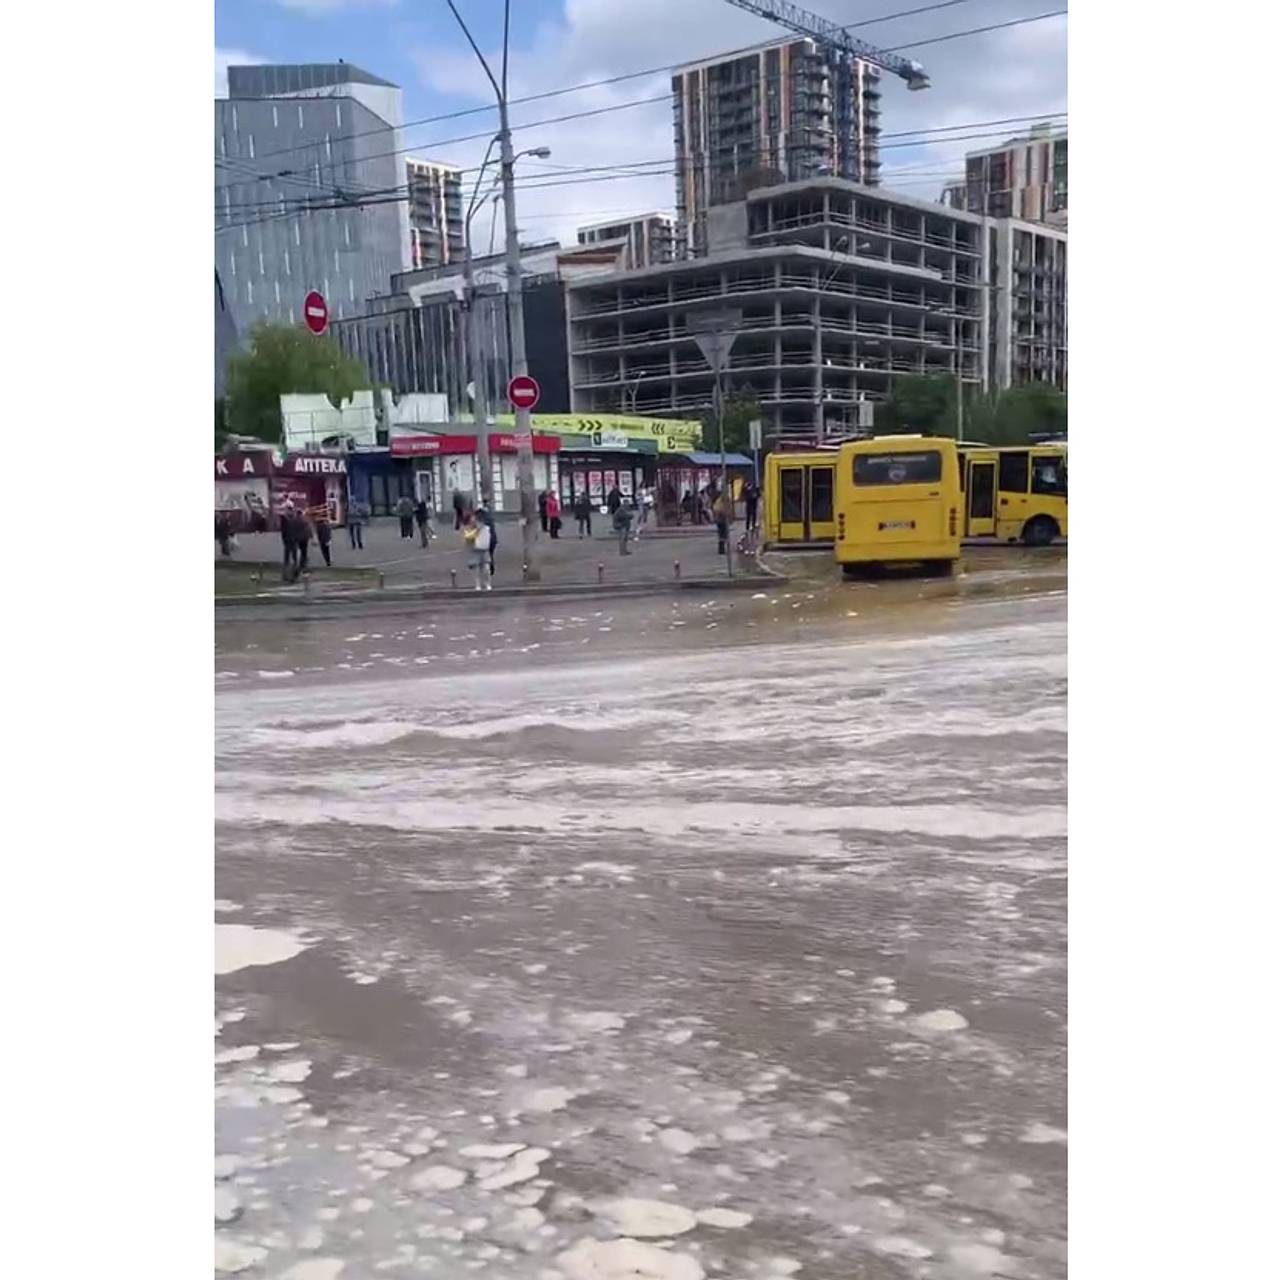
[763,450,838,546]
[834,435,962,575]
[959,444,1067,545]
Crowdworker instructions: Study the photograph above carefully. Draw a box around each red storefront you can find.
[389,431,561,514]
[214,450,348,530]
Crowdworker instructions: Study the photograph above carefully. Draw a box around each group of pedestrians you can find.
[537,490,563,539]
[395,495,433,547]
[279,504,333,582]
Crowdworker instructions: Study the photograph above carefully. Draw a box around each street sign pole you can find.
[688,308,742,580]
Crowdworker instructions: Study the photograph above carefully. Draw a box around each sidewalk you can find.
[218,517,760,600]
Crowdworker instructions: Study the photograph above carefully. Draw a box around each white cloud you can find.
[215,48,266,98]
[410,1,1066,246]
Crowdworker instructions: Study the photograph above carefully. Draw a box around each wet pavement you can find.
[215,550,1067,1280]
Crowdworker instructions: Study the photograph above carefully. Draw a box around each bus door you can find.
[966,456,997,537]
[996,450,1031,541]
[808,465,835,540]
[779,462,834,541]
[778,465,808,540]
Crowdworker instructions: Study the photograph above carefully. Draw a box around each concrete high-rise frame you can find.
[672,38,881,258]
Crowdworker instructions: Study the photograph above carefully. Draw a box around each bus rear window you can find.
[853,451,942,486]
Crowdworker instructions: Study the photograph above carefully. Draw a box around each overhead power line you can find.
[219,5,1065,172]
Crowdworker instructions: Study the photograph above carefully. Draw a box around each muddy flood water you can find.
[215,551,1067,1280]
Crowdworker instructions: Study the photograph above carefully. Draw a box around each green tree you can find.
[879,373,956,436]
[223,322,369,444]
[966,384,1067,445]
[702,388,761,455]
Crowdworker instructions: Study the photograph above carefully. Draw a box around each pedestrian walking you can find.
[396,494,415,540]
[280,504,298,580]
[414,497,432,548]
[743,480,760,532]
[215,511,233,557]
[547,490,562,539]
[347,497,368,549]
[293,508,312,576]
[613,501,634,556]
[713,488,734,555]
[452,488,467,531]
[538,490,549,534]
[314,510,333,567]
[573,492,592,538]
[638,486,653,532]
[462,512,492,591]
[477,506,498,578]
[681,490,696,526]
[606,485,623,518]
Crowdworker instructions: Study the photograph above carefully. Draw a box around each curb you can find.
[216,572,778,613]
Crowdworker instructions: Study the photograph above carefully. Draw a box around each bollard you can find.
[450,568,457,590]
[673,559,681,581]
[377,571,385,590]
[598,562,604,585]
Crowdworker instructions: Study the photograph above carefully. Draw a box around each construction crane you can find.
[722,0,931,90]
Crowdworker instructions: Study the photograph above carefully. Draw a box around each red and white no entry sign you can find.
[303,290,329,335]
[507,374,541,411]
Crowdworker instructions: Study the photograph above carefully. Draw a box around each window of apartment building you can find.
[274,280,281,305]
[229,253,236,277]
[283,249,290,276]
[298,104,305,129]
[336,103,343,128]
[246,279,254,305]
[344,219,351,247]
[272,105,279,129]
[258,249,265,275]
[231,105,238,132]
[242,225,249,248]
[325,134,332,162]
[294,222,301,246]
[247,133,255,160]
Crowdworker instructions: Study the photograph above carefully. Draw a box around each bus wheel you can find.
[1022,517,1058,547]
[928,559,955,578]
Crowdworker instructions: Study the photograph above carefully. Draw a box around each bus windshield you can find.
[853,451,943,486]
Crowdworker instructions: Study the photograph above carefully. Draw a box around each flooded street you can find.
[215,553,1067,1280]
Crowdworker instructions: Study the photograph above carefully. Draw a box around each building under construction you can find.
[673,38,881,257]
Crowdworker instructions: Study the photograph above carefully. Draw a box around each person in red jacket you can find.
[546,490,562,539]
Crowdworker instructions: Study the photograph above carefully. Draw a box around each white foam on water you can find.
[214,1186,242,1224]
[367,1150,410,1169]
[257,670,295,679]
[1020,1122,1067,1145]
[254,721,419,750]
[875,1236,934,1260]
[593,1198,697,1237]
[696,1207,752,1228]
[215,1045,260,1065]
[658,1128,699,1155]
[567,1011,626,1034]
[879,999,909,1015]
[214,900,242,914]
[280,1262,345,1280]
[269,1059,312,1083]
[558,1236,705,1280]
[460,1143,526,1160]
[214,1239,267,1273]
[913,1009,970,1033]
[947,1242,1013,1274]
[410,1165,467,1192]
[350,1198,374,1214]
[522,1087,575,1113]
[664,1028,694,1046]
[477,1147,550,1191]
[215,924,309,976]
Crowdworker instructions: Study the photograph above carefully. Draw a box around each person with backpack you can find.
[463,512,492,591]
[477,506,498,578]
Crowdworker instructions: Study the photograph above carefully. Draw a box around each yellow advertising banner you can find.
[493,413,703,453]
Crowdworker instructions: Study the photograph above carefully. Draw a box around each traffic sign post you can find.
[507,375,540,412]
[303,291,329,336]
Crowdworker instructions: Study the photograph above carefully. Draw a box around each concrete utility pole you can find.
[445,0,542,580]
[462,139,500,510]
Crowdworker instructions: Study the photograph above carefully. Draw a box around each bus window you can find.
[810,467,834,522]
[1031,457,1067,497]
[780,469,805,522]
[853,451,943,485]
[998,450,1029,494]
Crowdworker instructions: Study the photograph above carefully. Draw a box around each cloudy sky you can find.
[215,0,1066,247]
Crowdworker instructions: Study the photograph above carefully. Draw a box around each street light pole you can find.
[445,0,540,580]
[463,136,500,511]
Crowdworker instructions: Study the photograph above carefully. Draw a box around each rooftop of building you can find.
[578,212,676,234]
[227,62,399,96]
[675,35,875,78]
[406,155,463,174]
[967,124,1067,158]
